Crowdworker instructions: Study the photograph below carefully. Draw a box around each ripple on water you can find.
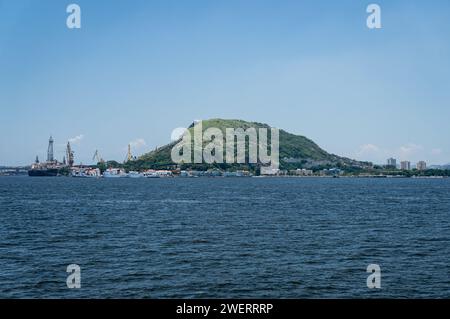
[0,177,450,298]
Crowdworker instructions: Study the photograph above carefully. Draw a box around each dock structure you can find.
[47,136,54,162]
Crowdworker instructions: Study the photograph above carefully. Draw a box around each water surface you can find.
[1,176,449,298]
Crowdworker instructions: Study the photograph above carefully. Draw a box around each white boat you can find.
[103,168,127,178]
[155,170,173,177]
[143,170,160,178]
[71,168,101,178]
[128,171,144,178]
[141,169,174,178]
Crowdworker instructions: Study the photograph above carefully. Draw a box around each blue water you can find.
[1,176,450,298]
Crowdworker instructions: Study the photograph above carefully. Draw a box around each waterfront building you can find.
[416,161,427,171]
[387,158,397,168]
[400,161,411,170]
[290,169,314,176]
[260,166,280,176]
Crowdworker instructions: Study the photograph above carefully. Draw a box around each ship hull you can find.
[28,169,58,177]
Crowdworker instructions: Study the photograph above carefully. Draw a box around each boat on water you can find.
[142,169,173,178]
[71,167,101,178]
[142,170,160,178]
[28,136,64,177]
[103,168,128,178]
[145,173,160,178]
[128,171,144,178]
[28,166,59,177]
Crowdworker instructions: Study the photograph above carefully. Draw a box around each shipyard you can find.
[25,135,256,178]
[26,136,173,178]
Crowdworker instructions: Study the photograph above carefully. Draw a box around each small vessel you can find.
[103,168,127,178]
[179,170,190,177]
[143,170,160,178]
[155,170,173,178]
[142,169,173,178]
[128,171,144,178]
[71,167,101,178]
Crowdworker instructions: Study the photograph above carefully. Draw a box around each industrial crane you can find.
[92,150,105,164]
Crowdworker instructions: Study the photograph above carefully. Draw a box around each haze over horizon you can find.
[1,0,450,166]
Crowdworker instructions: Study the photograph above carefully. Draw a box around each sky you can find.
[1,0,450,166]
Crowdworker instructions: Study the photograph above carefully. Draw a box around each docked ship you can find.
[128,171,144,178]
[103,168,128,178]
[71,167,101,178]
[28,136,69,177]
[28,165,59,177]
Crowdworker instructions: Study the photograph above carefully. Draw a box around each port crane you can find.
[92,150,105,164]
[66,142,74,167]
[124,144,136,163]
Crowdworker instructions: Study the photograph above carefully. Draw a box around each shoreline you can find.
[1,175,448,179]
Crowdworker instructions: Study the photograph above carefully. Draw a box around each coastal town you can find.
[1,136,448,179]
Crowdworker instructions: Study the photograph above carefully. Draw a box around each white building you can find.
[416,161,427,171]
[260,166,280,176]
[400,161,411,170]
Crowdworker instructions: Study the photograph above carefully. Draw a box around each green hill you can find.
[125,119,370,172]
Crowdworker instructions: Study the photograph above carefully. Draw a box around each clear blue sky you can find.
[1,0,450,166]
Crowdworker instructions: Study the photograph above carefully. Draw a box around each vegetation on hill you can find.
[123,119,371,172]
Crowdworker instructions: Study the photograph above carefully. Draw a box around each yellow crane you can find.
[125,144,133,163]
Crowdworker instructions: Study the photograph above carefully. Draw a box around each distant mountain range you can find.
[127,119,371,171]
